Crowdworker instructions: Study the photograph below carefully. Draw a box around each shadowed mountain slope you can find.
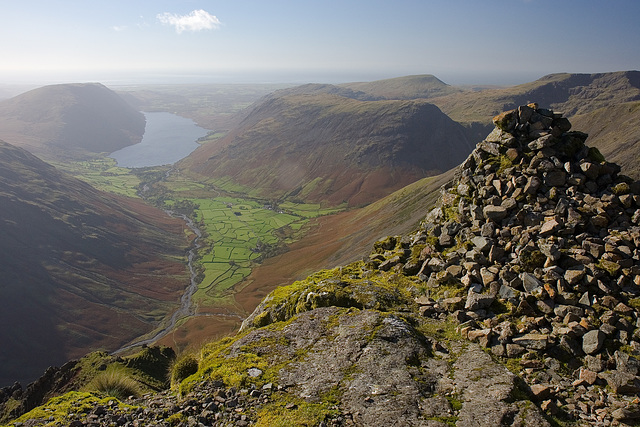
[0,83,145,160]
[0,140,188,385]
[181,92,473,206]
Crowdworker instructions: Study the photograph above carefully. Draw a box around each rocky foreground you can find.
[5,104,640,426]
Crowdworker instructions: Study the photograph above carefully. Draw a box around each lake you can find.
[109,112,208,168]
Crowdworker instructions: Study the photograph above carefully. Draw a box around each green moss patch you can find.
[246,262,416,329]
[11,391,137,426]
[254,393,339,427]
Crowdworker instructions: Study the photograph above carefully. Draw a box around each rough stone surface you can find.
[582,330,605,355]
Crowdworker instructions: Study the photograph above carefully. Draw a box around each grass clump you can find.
[518,249,546,272]
[170,353,199,388]
[86,366,141,400]
[178,333,285,396]
[418,317,461,341]
[247,261,415,329]
[597,259,621,276]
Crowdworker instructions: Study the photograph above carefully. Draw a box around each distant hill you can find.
[116,83,290,131]
[431,70,640,124]
[0,83,145,160]
[181,92,473,206]
[0,140,188,385]
[340,74,462,100]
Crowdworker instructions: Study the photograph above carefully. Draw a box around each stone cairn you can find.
[370,104,640,425]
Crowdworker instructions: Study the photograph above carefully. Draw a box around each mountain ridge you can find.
[431,70,640,124]
[11,103,640,425]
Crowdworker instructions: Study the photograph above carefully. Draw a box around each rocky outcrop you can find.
[368,103,640,425]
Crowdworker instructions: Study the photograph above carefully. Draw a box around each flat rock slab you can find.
[452,343,550,426]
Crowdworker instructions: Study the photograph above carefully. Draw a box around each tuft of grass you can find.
[87,366,141,400]
[170,353,199,388]
[519,249,546,272]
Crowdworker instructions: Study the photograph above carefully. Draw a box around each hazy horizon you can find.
[2,0,639,89]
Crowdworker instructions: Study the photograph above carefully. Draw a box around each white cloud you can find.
[157,9,221,34]
[111,25,127,32]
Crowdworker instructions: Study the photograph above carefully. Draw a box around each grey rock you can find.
[498,285,518,299]
[543,170,566,187]
[453,343,550,426]
[247,368,263,377]
[512,333,549,350]
[612,404,640,421]
[602,369,640,394]
[483,205,508,222]
[465,289,495,311]
[582,329,605,355]
[564,266,585,285]
[524,176,541,195]
[520,272,542,293]
[471,236,491,253]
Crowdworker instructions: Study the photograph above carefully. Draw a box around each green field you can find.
[187,197,303,306]
[57,156,346,311]
[53,157,143,198]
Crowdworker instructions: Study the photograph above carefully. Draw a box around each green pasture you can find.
[53,157,142,198]
[186,196,308,306]
[53,153,349,312]
[179,196,348,309]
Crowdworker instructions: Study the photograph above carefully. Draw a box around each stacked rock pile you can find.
[369,104,640,425]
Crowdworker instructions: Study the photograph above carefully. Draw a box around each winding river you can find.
[113,211,203,354]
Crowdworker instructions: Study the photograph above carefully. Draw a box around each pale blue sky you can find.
[1,0,639,85]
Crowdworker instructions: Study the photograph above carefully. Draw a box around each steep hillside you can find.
[181,92,473,206]
[0,83,145,160]
[340,74,462,100]
[13,104,640,426]
[571,101,640,179]
[431,70,640,124]
[0,140,188,385]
